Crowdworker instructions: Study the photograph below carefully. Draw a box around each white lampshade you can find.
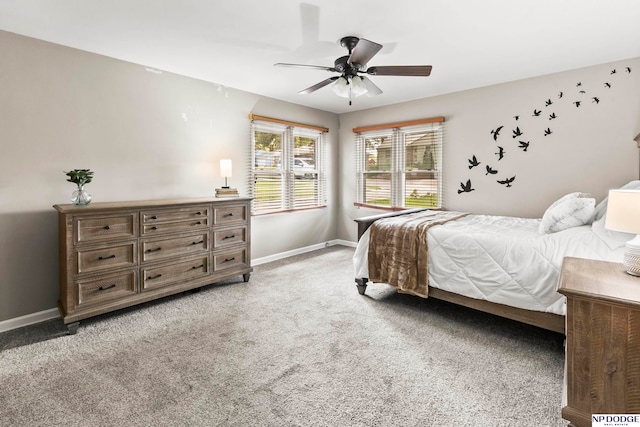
[331,77,349,98]
[220,159,232,178]
[605,190,640,234]
[605,189,640,276]
[350,76,368,97]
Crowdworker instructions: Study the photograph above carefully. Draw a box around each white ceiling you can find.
[1,0,640,114]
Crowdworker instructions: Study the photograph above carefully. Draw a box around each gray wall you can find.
[0,30,339,322]
[1,27,639,324]
[338,57,640,242]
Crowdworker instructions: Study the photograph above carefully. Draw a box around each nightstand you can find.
[558,257,640,427]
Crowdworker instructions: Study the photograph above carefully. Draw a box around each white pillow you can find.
[539,192,595,234]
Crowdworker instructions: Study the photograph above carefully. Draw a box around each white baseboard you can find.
[0,308,59,333]
[1,241,357,333]
[252,239,353,265]
[335,239,357,248]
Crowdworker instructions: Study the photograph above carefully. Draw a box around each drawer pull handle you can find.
[150,226,158,231]
[195,221,202,225]
[103,225,111,230]
[150,215,158,220]
[224,257,235,262]
[98,284,116,291]
[225,213,234,217]
[196,211,203,215]
[98,254,116,260]
[223,235,235,240]
[192,240,205,245]
[147,274,162,280]
[146,247,162,253]
[191,264,205,270]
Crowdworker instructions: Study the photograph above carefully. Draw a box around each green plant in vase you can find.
[65,168,94,205]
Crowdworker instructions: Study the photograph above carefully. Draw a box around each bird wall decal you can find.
[458,179,475,194]
[468,155,480,169]
[464,64,631,194]
[512,127,522,138]
[497,176,516,187]
[490,126,503,141]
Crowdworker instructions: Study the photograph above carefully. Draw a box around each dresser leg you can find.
[66,322,79,335]
[243,273,251,282]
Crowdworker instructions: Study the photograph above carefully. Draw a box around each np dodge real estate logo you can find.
[592,414,640,427]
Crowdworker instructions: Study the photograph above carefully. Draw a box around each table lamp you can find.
[605,189,640,276]
[215,159,238,197]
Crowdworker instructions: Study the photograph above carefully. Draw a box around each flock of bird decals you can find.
[458,66,632,194]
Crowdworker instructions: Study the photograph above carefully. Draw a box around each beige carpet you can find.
[0,246,566,426]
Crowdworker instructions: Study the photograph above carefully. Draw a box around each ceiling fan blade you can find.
[348,38,383,66]
[361,76,383,97]
[274,63,336,72]
[366,65,432,76]
[299,77,339,94]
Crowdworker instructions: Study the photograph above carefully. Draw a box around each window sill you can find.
[252,205,327,217]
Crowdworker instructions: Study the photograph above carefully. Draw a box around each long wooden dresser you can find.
[54,197,252,334]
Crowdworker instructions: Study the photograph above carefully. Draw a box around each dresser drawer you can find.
[141,255,210,291]
[76,242,137,274]
[141,231,209,263]
[214,205,247,226]
[213,226,247,248]
[142,205,210,224]
[76,270,137,307]
[214,247,248,272]
[75,213,137,243]
[141,218,209,236]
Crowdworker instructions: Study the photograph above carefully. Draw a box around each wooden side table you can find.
[558,257,640,427]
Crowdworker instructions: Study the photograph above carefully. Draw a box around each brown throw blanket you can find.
[368,210,468,297]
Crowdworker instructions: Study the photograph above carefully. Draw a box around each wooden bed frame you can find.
[354,209,566,334]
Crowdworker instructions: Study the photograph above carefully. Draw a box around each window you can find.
[354,117,444,210]
[250,114,328,215]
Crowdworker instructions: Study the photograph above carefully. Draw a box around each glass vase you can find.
[71,185,92,205]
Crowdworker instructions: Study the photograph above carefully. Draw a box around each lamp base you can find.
[215,187,239,198]
[623,235,640,276]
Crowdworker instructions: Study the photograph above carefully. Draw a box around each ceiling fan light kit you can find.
[275,36,432,106]
[331,75,367,99]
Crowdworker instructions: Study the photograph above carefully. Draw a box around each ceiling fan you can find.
[275,36,432,105]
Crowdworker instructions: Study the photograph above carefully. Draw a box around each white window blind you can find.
[250,115,327,215]
[354,117,444,210]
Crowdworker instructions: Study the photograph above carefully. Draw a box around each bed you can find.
[353,183,640,334]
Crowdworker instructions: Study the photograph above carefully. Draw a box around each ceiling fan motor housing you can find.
[334,56,361,78]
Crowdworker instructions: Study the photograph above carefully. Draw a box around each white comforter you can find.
[354,214,627,316]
